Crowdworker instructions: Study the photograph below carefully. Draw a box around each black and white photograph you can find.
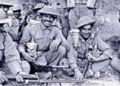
[0,0,120,86]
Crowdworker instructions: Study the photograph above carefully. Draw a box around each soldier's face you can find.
[3,6,9,13]
[41,14,55,27]
[13,11,21,18]
[80,24,92,39]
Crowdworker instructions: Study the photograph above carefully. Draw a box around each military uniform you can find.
[0,31,22,74]
[19,6,78,76]
[19,21,66,75]
[20,20,64,63]
[8,17,21,42]
[0,9,30,85]
[67,16,113,78]
[67,0,96,30]
[7,5,23,47]
[0,0,13,17]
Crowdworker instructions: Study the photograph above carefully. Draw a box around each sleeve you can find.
[4,33,20,62]
[19,25,31,44]
[67,33,78,69]
[52,27,70,51]
[95,35,113,59]
[67,33,74,48]
[4,33,22,75]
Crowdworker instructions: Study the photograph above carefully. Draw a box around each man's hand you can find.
[74,68,83,80]
[50,40,60,52]
[16,72,28,83]
[22,52,35,62]
[0,71,8,84]
[86,52,96,62]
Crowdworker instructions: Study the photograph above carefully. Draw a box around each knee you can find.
[111,58,119,64]
[110,58,120,70]
[58,45,66,56]
[21,61,30,74]
[110,58,120,72]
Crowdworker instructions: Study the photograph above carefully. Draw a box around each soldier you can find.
[67,16,113,78]
[54,0,70,38]
[67,0,97,30]
[19,6,82,80]
[105,36,120,74]
[27,3,45,23]
[8,5,22,44]
[0,9,30,85]
[0,1,13,16]
[19,6,65,74]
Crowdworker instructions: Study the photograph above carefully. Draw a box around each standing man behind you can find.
[67,0,97,30]
[8,5,22,45]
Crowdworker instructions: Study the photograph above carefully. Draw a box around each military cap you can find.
[12,5,22,12]
[0,9,9,24]
[0,0,13,7]
[76,16,96,28]
[33,3,45,11]
[38,6,59,16]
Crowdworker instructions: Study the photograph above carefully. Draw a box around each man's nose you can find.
[85,30,90,33]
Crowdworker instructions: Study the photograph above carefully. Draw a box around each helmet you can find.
[76,16,96,28]
[38,6,59,16]
[0,0,13,7]
[33,3,45,11]
[12,5,22,12]
[0,9,8,24]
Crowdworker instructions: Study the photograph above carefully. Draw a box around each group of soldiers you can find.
[0,0,120,85]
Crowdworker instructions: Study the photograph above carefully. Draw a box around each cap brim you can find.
[0,4,13,7]
[38,11,59,16]
[77,20,95,28]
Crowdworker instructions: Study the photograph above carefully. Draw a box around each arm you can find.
[95,35,113,61]
[67,35,83,80]
[19,26,35,62]
[4,33,22,75]
[67,34,78,69]
[49,27,63,51]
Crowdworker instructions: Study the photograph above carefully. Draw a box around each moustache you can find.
[44,20,53,23]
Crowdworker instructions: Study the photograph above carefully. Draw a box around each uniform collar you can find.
[79,33,94,44]
[40,22,52,31]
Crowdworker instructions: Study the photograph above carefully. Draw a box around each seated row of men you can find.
[0,2,120,85]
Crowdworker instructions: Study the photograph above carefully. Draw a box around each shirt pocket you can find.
[35,36,43,50]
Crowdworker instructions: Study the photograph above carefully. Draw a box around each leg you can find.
[46,45,66,65]
[92,59,110,73]
[59,58,74,76]
[21,61,30,74]
[85,59,110,78]
[68,8,78,30]
[110,58,120,73]
[59,8,70,38]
